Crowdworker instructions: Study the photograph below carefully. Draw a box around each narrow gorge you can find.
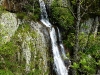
[39,0,69,75]
[0,0,100,75]
[0,0,70,75]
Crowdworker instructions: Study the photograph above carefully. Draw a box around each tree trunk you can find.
[72,0,81,75]
[93,16,99,38]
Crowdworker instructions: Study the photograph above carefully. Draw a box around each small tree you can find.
[69,0,100,74]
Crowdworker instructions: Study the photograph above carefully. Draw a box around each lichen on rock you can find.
[0,12,50,75]
[0,12,20,45]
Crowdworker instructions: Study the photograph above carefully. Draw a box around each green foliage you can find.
[16,12,28,20]
[65,31,100,74]
[24,4,33,12]
[33,8,40,21]
[70,0,100,17]
[0,6,5,17]
[0,22,38,74]
[16,23,37,39]
[0,41,18,56]
[0,42,22,75]
[72,62,79,69]
[29,0,40,21]
[18,23,30,32]
[85,35,100,59]
[51,1,100,75]
[78,52,96,74]
[16,0,40,21]
[64,33,75,48]
[28,69,42,75]
[50,0,74,30]
[0,24,3,45]
[87,0,100,15]
[16,10,40,21]
[56,0,100,74]
[71,52,96,74]
[79,33,88,49]
[71,0,77,5]
[0,69,14,75]
[51,0,62,7]
[71,33,100,74]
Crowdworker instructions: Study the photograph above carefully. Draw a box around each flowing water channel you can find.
[39,0,68,75]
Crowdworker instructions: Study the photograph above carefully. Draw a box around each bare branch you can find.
[62,4,77,20]
[67,6,77,20]
[80,5,85,11]
[81,0,95,17]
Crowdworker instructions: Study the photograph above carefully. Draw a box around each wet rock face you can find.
[64,59,71,69]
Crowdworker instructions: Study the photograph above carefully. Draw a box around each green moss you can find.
[0,6,4,16]
[0,41,20,74]
[16,12,28,20]
[16,23,37,38]
[0,41,18,55]
[0,6,7,17]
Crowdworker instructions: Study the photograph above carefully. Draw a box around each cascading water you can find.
[39,0,51,27]
[57,27,67,58]
[39,0,68,75]
[50,28,68,75]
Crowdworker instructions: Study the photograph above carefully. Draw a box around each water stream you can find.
[39,0,68,75]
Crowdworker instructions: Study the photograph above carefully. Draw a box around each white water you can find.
[57,27,67,58]
[39,0,68,75]
[39,0,51,27]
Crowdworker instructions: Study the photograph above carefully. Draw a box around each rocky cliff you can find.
[0,3,51,74]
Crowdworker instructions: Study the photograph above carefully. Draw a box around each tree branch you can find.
[67,6,77,20]
[81,0,95,17]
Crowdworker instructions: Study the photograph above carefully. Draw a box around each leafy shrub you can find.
[78,52,96,74]
[50,0,74,30]
[16,12,28,20]
[0,6,4,16]
[0,41,18,56]
[71,34,100,74]
[16,0,40,21]
[0,69,14,75]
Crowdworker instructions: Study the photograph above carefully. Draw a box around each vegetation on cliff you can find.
[0,0,100,75]
[0,4,50,74]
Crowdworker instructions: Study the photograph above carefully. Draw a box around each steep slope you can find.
[0,10,50,75]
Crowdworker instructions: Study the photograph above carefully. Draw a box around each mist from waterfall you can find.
[39,0,68,75]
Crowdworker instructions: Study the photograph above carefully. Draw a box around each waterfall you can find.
[39,0,51,27]
[57,27,66,58]
[39,0,68,75]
